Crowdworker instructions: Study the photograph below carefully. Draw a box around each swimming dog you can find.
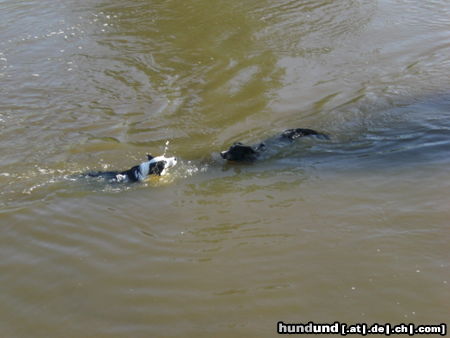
[220,128,329,162]
[86,154,177,182]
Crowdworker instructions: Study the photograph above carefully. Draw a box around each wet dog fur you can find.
[86,154,177,183]
[220,128,329,162]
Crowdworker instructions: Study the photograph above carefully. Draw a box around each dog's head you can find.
[220,142,262,162]
[141,154,178,177]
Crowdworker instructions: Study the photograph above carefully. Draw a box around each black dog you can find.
[220,128,329,162]
[86,154,177,183]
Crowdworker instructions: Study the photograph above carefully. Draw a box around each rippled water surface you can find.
[1,0,449,336]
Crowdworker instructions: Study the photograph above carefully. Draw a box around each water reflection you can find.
[86,0,285,151]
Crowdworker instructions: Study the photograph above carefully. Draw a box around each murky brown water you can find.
[1,0,449,336]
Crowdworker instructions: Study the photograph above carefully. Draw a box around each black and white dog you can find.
[87,154,177,183]
[84,128,324,182]
[220,128,329,162]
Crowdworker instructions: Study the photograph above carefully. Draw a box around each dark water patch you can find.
[218,96,450,171]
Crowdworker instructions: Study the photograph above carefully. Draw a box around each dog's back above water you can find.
[86,154,177,183]
[220,128,329,162]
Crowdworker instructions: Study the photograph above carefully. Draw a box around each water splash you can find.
[163,140,170,156]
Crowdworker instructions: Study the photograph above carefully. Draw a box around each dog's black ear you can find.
[147,154,154,161]
[155,161,166,175]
